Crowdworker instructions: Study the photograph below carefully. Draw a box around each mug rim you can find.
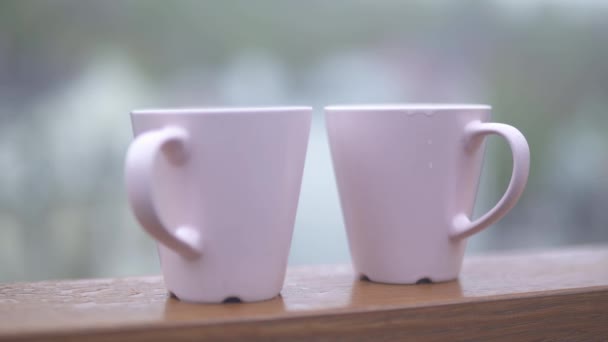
[131,106,312,115]
[324,104,491,111]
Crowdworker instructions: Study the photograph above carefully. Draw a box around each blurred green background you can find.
[1,0,607,282]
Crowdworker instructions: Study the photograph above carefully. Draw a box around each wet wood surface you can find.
[1,246,607,341]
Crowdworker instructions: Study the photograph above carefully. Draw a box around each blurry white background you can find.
[0,0,607,281]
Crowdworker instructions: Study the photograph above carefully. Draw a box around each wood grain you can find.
[1,246,607,341]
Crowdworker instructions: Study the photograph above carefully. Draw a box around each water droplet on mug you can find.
[407,110,416,116]
[428,162,434,169]
[427,139,433,145]
[424,110,434,117]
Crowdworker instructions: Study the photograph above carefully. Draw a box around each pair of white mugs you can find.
[125,104,530,303]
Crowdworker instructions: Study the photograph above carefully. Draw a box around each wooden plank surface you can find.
[1,245,607,341]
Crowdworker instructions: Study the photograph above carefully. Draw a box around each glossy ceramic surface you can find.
[326,104,530,284]
[125,107,312,302]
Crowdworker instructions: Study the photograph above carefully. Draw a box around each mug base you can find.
[167,290,282,304]
[358,273,458,285]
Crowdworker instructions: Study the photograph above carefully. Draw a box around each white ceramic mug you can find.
[326,104,530,284]
[125,107,312,303]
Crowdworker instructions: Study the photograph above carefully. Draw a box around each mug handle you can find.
[450,121,530,240]
[125,126,202,259]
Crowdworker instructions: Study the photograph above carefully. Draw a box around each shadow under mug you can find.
[325,104,530,284]
[125,107,312,303]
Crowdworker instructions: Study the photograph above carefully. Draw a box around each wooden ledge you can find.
[1,246,607,341]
